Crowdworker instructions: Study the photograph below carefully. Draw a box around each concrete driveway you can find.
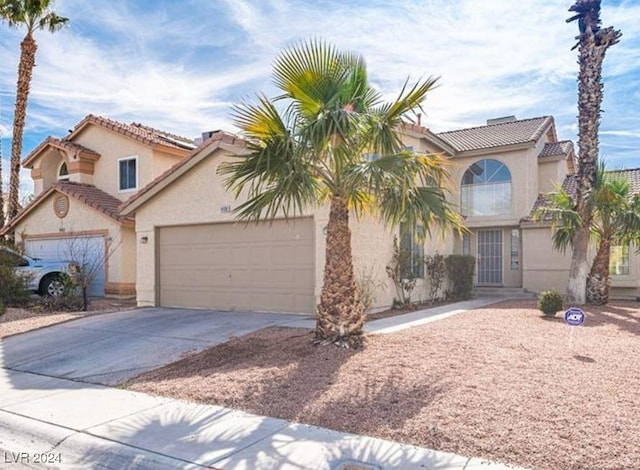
[0,308,313,386]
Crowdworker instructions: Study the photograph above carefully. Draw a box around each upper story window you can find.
[461,159,511,217]
[118,156,138,192]
[58,162,69,181]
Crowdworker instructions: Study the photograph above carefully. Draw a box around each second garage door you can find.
[158,218,315,313]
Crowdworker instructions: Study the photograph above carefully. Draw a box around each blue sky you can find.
[1,0,639,196]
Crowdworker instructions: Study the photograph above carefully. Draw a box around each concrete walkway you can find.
[365,297,503,334]
[0,368,522,470]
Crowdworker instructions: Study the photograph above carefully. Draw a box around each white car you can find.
[0,247,77,296]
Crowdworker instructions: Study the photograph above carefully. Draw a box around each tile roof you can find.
[71,115,196,152]
[539,140,574,158]
[23,136,101,167]
[523,168,640,222]
[0,182,133,235]
[436,116,554,152]
[120,131,247,213]
[56,182,134,224]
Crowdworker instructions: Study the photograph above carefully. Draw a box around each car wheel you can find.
[40,274,64,297]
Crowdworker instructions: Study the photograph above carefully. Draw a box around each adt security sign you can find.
[564,307,585,326]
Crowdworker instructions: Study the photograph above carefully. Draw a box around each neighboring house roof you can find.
[0,181,134,235]
[436,116,554,152]
[539,140,574,159]
[23,136,101,167]
[67,114,196,152]
[120,131,247,215]
[523,167,640,223]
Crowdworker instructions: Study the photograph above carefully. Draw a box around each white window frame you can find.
[118,156,138,193]
[57,161,70,181]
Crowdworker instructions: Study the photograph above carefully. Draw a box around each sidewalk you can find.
[0,368,522,470]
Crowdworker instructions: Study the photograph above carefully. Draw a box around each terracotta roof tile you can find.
[539,140,574,158]
[23,136,101,167]
[120,131,247,212]
[0,182,133,235]
[56,182,134,224]
[437,116,553,152]
[72,115,196,151]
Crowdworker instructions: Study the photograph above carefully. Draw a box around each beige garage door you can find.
[158,218,315,313]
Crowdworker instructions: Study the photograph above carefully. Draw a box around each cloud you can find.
[0,0,638,171]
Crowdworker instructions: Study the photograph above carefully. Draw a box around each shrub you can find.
[0,249,32,308]
[356,266,384,313]
[445,255,475,300]
[425,253,446,303]
[538,289,563,316]
[386,236,417,308]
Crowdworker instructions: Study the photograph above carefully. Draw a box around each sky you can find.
[0,0,639,196]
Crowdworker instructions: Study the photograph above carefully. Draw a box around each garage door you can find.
[25,236,106,297]
[158,218,315,313]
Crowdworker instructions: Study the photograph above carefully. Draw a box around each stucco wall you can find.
[522,225,572,292]
[13,191,135,289]
[538,158,566,194]
[72,126,181,201]
[133,148,420,310]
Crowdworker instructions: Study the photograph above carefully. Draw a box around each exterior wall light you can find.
[140,236,149,244]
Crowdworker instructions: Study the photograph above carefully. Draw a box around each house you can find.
[118,115,585,313]
[11,112,632,310]
[0,115,195,296]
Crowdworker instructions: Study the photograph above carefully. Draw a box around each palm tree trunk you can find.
[316,195,364,347]
[586,237,611,305]
[7,33,37,232]
[566,1,620,304]
[0,98,4,231]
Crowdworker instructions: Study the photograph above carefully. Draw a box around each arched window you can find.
[461,159,511,216]
[58,162,69,181]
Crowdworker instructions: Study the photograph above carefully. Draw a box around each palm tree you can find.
[534,165,640,304]
[565,0,621,303]
[220,41,463,347]
[0,0,68,227]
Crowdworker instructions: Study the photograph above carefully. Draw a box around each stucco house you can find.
[117,114,587,314]
[0,115,195,296]
[8,112,634,310]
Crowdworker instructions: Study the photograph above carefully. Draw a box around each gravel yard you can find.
[127,300,640,470]
[0,298,137,339]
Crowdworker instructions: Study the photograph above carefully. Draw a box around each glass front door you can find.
[477,229,502,284]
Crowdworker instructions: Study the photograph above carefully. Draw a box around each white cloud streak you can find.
[0,0,638,173]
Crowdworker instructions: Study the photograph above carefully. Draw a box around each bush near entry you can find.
[445,255,475,300]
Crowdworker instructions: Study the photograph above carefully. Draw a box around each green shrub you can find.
[0,249,32,308]
[538,289,563,316]
[0,299,5,317]
[445,255,475,300]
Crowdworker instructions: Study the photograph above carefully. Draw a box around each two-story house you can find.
[117,115,578,313]
[0,115,195,297]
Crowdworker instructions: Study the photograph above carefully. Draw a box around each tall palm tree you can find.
[565,0,621,303]
[0,98,4,231]
[534,165,640,305]
[220,41,463,347]
[0,0,68,227]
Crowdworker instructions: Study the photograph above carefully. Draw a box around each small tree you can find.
[425,253,446,303]
[60,234,117,311]
[386,235,417,308]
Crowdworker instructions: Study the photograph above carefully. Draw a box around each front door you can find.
[477,229,502,285]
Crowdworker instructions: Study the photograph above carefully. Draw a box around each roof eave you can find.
[120,139,246,216]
